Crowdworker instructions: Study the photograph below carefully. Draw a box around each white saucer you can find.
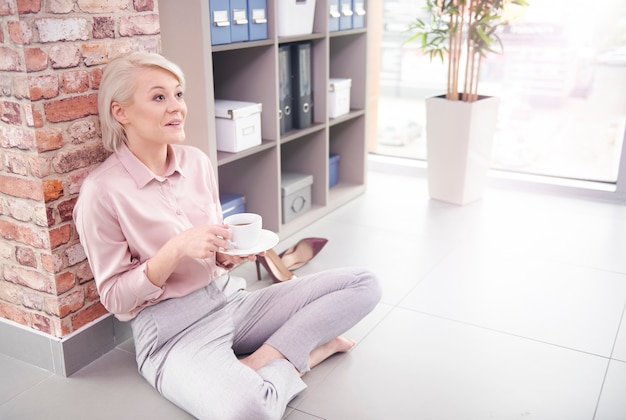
[220,229,279,256]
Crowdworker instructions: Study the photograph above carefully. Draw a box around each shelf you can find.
[159,0,369,238]
[217,140,276,166]
[328,109,366,127]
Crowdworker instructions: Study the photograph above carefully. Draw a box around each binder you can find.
[278,45,293,135]
[339,0,353,30]
[210,0,231,45]
[329,0,340,32]
[352,0,366,28]
[247,0,268,40]
[290,42,313,129]
[230,0,249,42]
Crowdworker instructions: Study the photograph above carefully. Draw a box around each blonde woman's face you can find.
[112,67,187,149]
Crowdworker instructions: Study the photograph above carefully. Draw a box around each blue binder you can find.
[248,0,268,40]
[352,0,365,28]
[210,0,231,45]
[230,0,249,42]
[329,0,340,32]
[339,0,353,30]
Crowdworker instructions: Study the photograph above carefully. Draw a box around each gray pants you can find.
[131,267,381,420]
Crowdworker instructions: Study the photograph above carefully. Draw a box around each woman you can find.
[73,51,381,420]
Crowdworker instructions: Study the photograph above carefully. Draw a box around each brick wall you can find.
[0,0,161,338]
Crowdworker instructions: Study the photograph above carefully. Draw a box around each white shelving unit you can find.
[158,0,369,238]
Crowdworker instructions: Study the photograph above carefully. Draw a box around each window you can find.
[374,0,626,187]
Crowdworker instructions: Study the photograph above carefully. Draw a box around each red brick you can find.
[0,281,22,304]
[4,264,54,293]
[57,289,84,317]
[0,1,17,16]
[89,67,102,89]
[81,43,107,67]
[49,223,71,249]
[0,174,43,200]
[40,253,53,273]
[50,317,72,337]
[35,127,64,152]
[31,105,44,127]
[134,0,154,12]
[55,271,75,294]
[84,281,99,302]
[71,301,107,330]
[49,44,81,69]
[0,300,30,326]
[75,260,93,283]
[42,178,63,202]
[92,16,114,39]
[31,312,51,334]
[61,70,89,94]
[29,155,52,178]
[21,290,44,310]
[52,142,108,173]
[57,197,77,222]
[0,219,48,248]
[17,0,41,14]
[0,46,23,71]
[1,101,22,125]
[35,18,90,42]
[8,20,33,45]
[29,74,59,100]
[67,118,99,144]
[16,246,37,267]
[24,47,48,72]
[43,93,97,123]
[76,0,127,13]
[119,14,160,37]
[4,152,29,175]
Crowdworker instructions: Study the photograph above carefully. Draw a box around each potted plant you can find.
[406,0,528,205]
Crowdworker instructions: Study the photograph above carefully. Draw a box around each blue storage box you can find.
[220,192,246,219]
[329,154,340,187]
[248,0,268,40]
[352,0,365,28]
[210,0,231,45]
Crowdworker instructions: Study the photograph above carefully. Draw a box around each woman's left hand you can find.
[215,251,264,269]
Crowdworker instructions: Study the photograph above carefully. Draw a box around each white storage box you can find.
[277,0,316,37]
[215,100,262,153]
[281,172,313,223]
[328,78,351,118]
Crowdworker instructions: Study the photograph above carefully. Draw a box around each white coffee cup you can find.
[224,213,262,249]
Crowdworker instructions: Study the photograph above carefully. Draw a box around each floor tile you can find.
[399,247,626,357]
[295,308,608,420]
[594,360,626,420]
[611,308,626,362]
[0,354,52,406]
[0,349,192,420]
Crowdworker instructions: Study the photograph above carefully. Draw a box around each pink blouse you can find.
[73,143,226,321]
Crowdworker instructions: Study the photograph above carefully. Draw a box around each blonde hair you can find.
[98,52,186,152]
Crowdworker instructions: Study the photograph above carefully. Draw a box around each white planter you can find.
[425,95,500,205]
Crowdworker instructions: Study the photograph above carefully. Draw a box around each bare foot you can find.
[308,336,356,371]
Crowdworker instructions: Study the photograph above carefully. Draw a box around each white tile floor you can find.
[2,169,626,420]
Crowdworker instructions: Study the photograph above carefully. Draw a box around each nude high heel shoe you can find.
[255,249,295,283]
[278,237,328,271]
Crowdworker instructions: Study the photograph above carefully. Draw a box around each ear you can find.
[111,102,129,125]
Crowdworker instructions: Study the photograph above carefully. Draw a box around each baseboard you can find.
[0,313,132,377]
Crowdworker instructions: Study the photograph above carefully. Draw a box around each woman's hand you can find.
[146,224,231,287]
[174,224,232,259]
[215,251,260,269]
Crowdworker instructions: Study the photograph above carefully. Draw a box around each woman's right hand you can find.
[146,224,231,287]
[174,224,231,259]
